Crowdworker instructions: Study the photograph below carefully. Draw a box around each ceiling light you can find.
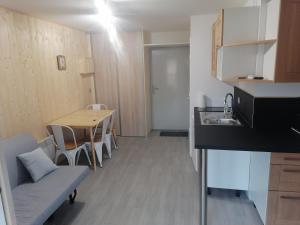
[95,0,122,53]
[95,0,115,30]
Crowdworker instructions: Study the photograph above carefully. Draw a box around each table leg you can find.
[89,127,96,171]
[200,149,208,225]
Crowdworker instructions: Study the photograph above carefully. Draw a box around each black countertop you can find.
[194,107,300,153]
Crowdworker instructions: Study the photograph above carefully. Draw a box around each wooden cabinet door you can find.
[271,153,300,166]
[269,165,300,192]
[117,32,146,137]
[275,0,300,82]
[91,34,121,135]
[267,191,300,225]
[215,11,223,48]
[211,10,223,77]
[92,32,146,137]
[211,23,217,76]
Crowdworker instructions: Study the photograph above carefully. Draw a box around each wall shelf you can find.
[144,42,190,47]
[219,39,277,48]
[222,77,274,84]
[80,72,95,76]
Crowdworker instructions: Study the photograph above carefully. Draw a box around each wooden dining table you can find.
[48,109,114,170]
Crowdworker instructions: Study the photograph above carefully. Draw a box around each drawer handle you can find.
[283,157,300,161]
[280,196,300,200]
[283,169,300,173]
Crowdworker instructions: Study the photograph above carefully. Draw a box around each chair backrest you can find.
[50,125,78,151]
[38,134,56,161]
[86,104,108,110]
[94,116,110,142]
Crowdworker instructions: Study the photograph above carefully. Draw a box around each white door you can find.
[151,47,189,130]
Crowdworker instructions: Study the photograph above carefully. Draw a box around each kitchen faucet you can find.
[224,93,234,115]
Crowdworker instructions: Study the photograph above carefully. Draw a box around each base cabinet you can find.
[248,152,271,224]
[208,150,250,190]
[266,153,300,225]
[267,191,300,225]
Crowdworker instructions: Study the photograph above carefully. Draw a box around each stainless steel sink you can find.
[200,112,242,126]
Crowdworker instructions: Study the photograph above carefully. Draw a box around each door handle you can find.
[152,87,159,94]
[280,196,300,200]
[283,169,300,173]
[283,157,300,161]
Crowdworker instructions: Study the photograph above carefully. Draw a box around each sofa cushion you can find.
[17,147,58,182]
[12,166,89,225]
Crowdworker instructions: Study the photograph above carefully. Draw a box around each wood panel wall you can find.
[91,33,121,134]
[0,7,95,140]
[91,32,146,136]
[117,32,145,136]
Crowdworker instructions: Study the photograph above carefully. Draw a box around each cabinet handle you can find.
[280,196,300,200]
[283,157,300,161]
[283,169,300,173]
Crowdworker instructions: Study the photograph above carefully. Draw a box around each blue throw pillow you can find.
[17,147,58,182]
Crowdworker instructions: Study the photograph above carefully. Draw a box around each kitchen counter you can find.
[195,106,300,225]
[194,107,300,153]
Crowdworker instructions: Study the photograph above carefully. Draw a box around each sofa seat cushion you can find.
[12,166,89,225]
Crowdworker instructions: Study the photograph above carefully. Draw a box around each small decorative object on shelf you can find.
[238,75,264,80]
[57,55,66,71]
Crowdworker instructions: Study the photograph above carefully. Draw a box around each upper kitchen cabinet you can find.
[275,0,300,82]
[211,6,261,78]
[212,0,300,83]
[211,10,223,77]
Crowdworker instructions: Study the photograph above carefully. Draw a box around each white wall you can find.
[144,31,190,44]
[189,14,233,171]
[245,0,261,6]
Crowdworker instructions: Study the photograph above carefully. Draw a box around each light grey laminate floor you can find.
[45,134,262,225]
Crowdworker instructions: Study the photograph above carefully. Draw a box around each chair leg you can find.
[82,145,92,166]
[95,142,103,167]
[56,152,73,166]
[55,153,60,164]
[104,135,112,159]
[68,151,79,166]
[112,136,118,149]
[112,130,118,149]
[76,149,82,165]
[69,156,75,166]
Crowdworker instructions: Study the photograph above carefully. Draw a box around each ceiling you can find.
[0,0,247,32]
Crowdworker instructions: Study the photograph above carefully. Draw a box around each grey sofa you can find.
[0,133,89,225]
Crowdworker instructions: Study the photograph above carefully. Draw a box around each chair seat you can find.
[64,140,85,150]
